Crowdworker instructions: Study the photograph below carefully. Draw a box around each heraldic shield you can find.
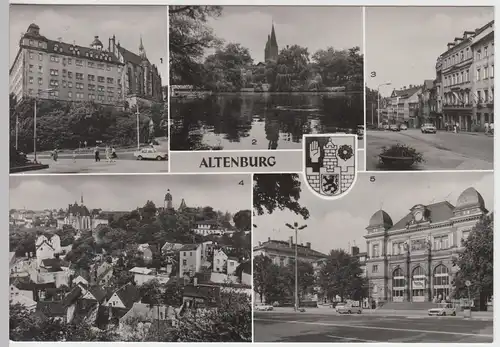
[303,134,357,199]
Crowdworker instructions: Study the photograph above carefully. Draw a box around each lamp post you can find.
[377,82,392,128]
[136,103,141,150]
[285,222,308,312]
[33,88,55,163]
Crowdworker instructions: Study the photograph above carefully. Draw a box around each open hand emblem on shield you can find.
[303,134,357,199]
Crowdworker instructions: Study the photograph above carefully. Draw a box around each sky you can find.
[207,6,363,63]
[253,172,493,255]
[366,6,494,97]
[9,5,168,82]
[10,174,251,213]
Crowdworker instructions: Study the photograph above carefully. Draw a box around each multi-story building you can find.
[385,85,422,128]
[364,187,489,304]
[10,23,163,106]
[191,221,227,236]
[10,23,124,105]
[179,244,202,277]
[253,237,327,266]
[439,20,494,131]
[418,80,435,128]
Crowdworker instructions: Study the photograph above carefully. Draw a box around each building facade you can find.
[179,244,202,277]
[264,23,279,63]
[385,86,422,128]
[253,237,327,266]
[10,24,124,105]
[439,20,494,131]
[365,187,488,304]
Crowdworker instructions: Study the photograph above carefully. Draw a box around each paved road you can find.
[366,129,493,170]
[23,158,169,173]
[254,312,493,343]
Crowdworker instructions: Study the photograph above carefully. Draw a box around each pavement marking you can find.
[326,335,378,342]
[254,319,494,338]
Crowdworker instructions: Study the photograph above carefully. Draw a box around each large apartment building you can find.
[10,23,163,106]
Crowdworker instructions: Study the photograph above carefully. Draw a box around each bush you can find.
[380,143,424,163]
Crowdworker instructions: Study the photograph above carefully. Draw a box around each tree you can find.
[233,210,251,232]
[318,249,364,302]
[253,174,309,220]
[139,279,164,305]
[452,214,493,310]
[169,6,223,85]
[289,260,315,298]
[253,255,272,303]
[141,200,157,221]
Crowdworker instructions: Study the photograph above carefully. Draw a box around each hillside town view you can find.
[9,5,168,174]
[9,175,252,342]
[252,173,493,343]
[169,5,364,151]
[365,7,494,171]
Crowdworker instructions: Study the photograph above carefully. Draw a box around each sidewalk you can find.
[266,307,493,321]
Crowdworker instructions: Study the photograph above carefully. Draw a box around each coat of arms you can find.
[303,134,357,199]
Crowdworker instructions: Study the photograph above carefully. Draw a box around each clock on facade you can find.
[414,210,423,222]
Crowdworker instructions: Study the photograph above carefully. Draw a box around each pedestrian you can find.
[105,145,111,163]
[94,146,100,162]
[53,148,58,162]
[489,122,494,135]
[484,122,490,135]
[456,122,460,133]
[111,147,117,160]
[72,150,77,163]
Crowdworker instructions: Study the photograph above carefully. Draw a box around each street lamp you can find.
[285,222,308,312]
[377,83,392,127]
[33,88,55,163]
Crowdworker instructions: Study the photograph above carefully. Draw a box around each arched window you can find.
[411,266,426,301]
[392,268,405,301]
[433,264,450,301]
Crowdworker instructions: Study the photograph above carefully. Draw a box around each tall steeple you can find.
[265,21,278,63]
[270,22,278,48]
[81,194,84,205]
[139,35,147,60]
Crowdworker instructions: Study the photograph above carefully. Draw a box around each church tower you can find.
[264,22,279,62]
[164,189,173,209]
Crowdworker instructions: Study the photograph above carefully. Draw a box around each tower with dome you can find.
[364,187,489,305]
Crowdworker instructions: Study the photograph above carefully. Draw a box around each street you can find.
[366,129,494,170]
[254,311,493,343]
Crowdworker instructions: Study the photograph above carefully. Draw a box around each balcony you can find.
[443,103,473,111]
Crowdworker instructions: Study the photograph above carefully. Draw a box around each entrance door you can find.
[411,266,426,302]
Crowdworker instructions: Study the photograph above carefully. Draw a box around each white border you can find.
[302,133,359,200]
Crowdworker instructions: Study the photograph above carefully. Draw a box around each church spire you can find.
[139,35,147,59]
[81,193,84,205]
[270,22,278,47]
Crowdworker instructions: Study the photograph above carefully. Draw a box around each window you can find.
[484,89,489,103]
[97,63,105,70]
[460,50,464,61]
[76,82,84,90]
[29,39,34,46]
[107,86,114,92]
[89,93,95,100]
[106,65,112,71]
[88,61,95,68]
[478,90,482,103]
[98,85,105,92]
[459,71,463,83]
[392,268,405,288]
[76,73,83,80]
[107,77,114,84]
[50,55,60,62]
[49,80,59,87]
[67,71,73,79]
[88,84,95,91]
[50,69,59,76]
[49,90,59,97]
[29,76,33,84]
[38,77,43,85]
[88,74,95,81]
[62,80,67,87]
[182,259,187,266]
[372,243,380,258]
[76,60,83,66]
[433,235,449,250]
[189,252,192,256]
[372,265,379,273]
[477,49,482,60]
[183,252,186,256]
[68,82,73,88]
[465,69,469,82]
[28,89,33,95]
[477,68,481,81]
[484,66,489,79]
[485,46,488,57]
[461,230,471,245]
[433,264,450,300]
[98,76,105,83]
[68,58,72,65]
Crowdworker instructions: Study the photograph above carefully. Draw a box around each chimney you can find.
[447,43,455,50]
[306,242,311,249]
[289,236,293,248]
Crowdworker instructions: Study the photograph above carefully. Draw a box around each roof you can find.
[62,286,82,306]
[83,285,107,303]
[183,284,221,303]
[228,256,239,262]
[392,86,421,99]
[114,283,140,309]
[120,303,177,323]
[423,79,434,91]
[36,301,66,317]
[161,242,184,252]
[254,240,327,259]
[11,279,56,291]
[368,210,394,229]
[180,244,200,251]
[390,201,456,231]
[129,267,153,275]
[456,187,486,211]
[66,203,91,217]
[41,258,69,269]
[117,45,143,66]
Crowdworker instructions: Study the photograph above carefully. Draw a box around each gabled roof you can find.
[390,201,455,231]
[254,240,327,259]
[120,303,178,323]
[114,283,140,309]
[86,285,107,303]
[392,86,421,99]
[228,256,239,262]
[41,258,69,270]
[183,284,221,304]
[180,244,200,251]
[117,45,143,66]
[62,286,82,306]
[129,267,153,275]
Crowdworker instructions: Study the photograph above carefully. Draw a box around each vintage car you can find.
[335,302,363,314]
[421,123,437,134]
[399,123,408,130]
[389,124,400,131]
[428,303,457,316]
[255,304,274,311]
[133,147,168,161]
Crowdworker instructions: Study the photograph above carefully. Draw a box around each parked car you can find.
[336,302,363,314]
[382,124,390,130]
[134,147,168,161]
[428,303,456,316]
[421,123,437,133]
[399,124,408,130]
[389,124,400,131]
[255,304,274,311]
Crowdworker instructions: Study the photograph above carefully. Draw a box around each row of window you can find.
[444,88,494,105]
[444,65,494,87]
[29,51,118,72]
[391,265,449,286]
[27,88,114,102]
[444,42,494,69]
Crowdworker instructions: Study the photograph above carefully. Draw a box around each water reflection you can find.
[170,93,364,150]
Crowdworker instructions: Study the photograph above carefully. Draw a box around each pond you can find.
[170,92,364,151]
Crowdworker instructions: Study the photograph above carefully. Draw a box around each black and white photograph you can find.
[365,7,494,171]
[9,5,168,174]
[169,6,364,151]
[253,172,493,342]
[9,175,252,342]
